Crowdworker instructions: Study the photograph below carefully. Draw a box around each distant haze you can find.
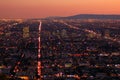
[0,0,120,18]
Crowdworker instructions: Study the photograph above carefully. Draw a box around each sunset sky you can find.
[0,0,120,18]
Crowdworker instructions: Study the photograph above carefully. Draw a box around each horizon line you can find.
[0,13,120,19]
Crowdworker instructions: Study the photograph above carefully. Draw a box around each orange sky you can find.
[0,0,120,18]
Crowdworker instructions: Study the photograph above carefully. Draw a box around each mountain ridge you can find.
[45,14,120,19]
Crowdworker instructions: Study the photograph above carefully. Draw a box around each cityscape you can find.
[0,17,120,80]
[0,0,120,80]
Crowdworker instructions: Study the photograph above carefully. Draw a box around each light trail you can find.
[84,29,120,44]
[58,21,80,30]
[37,21,42,80]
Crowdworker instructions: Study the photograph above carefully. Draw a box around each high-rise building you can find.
[61,29,68,38]
[23,26,29,38]
[105,30,110,38]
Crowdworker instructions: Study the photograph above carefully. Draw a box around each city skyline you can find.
[0,0,120,18]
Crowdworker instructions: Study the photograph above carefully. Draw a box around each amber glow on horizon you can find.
[0,0,120,18]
